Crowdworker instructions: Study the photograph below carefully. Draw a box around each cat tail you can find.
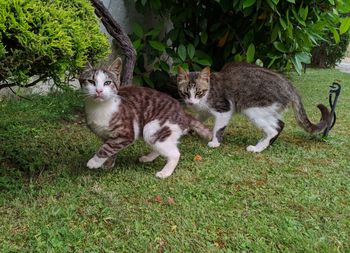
[291,93,331,134]
[186,114,213,140]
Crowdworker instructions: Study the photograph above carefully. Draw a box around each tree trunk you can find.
[90,0,136,86]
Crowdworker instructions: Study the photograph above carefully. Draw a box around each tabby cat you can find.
[177,63,330,153]
[79,58,212,178]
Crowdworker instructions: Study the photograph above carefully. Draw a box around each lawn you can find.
[0,69,349,252]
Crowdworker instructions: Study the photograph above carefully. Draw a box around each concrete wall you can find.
[101,0,133,35]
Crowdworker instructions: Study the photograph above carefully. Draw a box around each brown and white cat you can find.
[177,63,331,153]
[79,58,212,178]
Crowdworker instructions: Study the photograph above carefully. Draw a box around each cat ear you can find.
[109,57,123,75]
[177,66,189,86]
[199,66,211,83]
[84,61,93,70]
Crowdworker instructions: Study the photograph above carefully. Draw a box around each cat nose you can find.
[187,102,194,106]
[96,89,103,95]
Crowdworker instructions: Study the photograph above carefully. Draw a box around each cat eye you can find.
[87,79,95,85]
[104,81,111,86]
[196,89,208,97]
[179,91,189,97]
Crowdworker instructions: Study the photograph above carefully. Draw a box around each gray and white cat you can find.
[177,63,330,153]
[79,58,212,178]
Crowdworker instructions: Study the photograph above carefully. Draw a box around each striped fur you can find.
[177,63,331,153]
[79,58,212,178]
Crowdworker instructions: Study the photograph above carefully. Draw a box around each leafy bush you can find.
[311,31,350,68]
[131,0,350,88]
[0,0,110,88]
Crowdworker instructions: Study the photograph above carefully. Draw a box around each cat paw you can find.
[246,145,262,153]
[208,141,220,148]
[87,156,107,169]
[102,161,115,169]
[155,170,173,179]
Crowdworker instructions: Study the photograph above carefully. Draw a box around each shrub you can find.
[311,31,350,68]
[0,0,110,89]
[130,0,350,89]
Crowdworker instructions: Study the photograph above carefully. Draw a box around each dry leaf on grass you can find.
[167,197,175,205]
[154,195,163,203]
[193,154,203,161]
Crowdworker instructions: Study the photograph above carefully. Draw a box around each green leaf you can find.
[286,0,295,3]
[193,59,211,66]
[246,43,255,63]
[187,44,195,59]
[143,75,155,88]
[149,40,165,52]
[234,53,243,62]
[291,54,302,75]
[292,9,306,26]
[194,50,213,65]
[298,6,308,21]
[200,32,208,44]
[267,56,279,68]
[243,0,256,9]
[279,17,287,30]
[160,61,169,72]
[331,28,340,43]
[132,23,143,38]
[178,44,187,61]
[271,23,281,42]
[145,26,162,38]
[339,17,350,35]
[295,52,311,64]
[132,39,142,50]
[273,41,288,52]
[266,0,276,10]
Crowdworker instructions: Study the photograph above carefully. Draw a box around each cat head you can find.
[177,66,210,106]
[79,57,122,102]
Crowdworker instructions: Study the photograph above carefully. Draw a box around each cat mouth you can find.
[93,95,105,101]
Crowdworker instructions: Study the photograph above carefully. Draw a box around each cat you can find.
[177,63,331,153]
[79,58,212,178]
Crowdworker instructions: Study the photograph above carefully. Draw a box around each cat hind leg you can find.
[153,141,180,179]
[139,151,160,163]
[244,105,284,153]
[246,125,278,153]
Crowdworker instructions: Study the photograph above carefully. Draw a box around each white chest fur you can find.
[85,98,120,138]
[194,93,210,112]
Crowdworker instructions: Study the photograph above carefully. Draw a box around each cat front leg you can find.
[87,155,108,169]
[87,136,133,169]
[208,110,232,148]
[102,155,117,168]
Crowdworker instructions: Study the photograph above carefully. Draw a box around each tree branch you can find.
[90,0,136,86]
[9,87,32,101]
[0,75,48,90]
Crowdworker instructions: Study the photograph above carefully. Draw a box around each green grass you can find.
[1,69,350,252]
